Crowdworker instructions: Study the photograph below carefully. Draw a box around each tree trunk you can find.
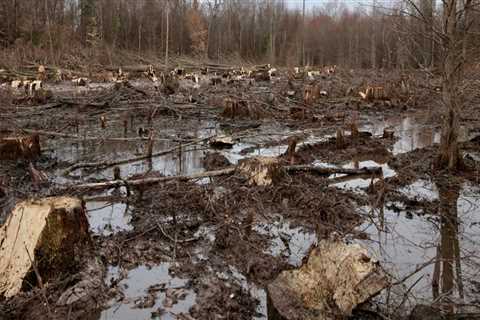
[436,0,463,170]
[165,1,169,68]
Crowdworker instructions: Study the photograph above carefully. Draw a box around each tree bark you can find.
[436,0,463,170]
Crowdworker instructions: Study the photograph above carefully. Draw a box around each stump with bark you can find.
[359,86,387,101]
[222,98,264,119]
[0,197,90,298]
[0,134,41,160]
[238,157,285,186]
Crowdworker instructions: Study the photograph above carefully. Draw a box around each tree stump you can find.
[283,137,298,164]
[222,98,263,119]
[0,134,41,160]
[336,128,345,149]
[267,241,389,320]
[238,157,285,186]
[0,197,90,298]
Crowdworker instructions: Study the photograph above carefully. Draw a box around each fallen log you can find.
[267,240,389,320]
[72,167,236,191]
[70,163,382,192]
[0,197,90,298]
[286,165,383,176]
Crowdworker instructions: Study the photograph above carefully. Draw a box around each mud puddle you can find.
[101,263,196,320]
[85,195,133,236]
[355,180,480,310]
[254,219,317,267]
[48,113,441,187]
[361,114,469,155]
[219,266,268,320]
[311,159,396,192]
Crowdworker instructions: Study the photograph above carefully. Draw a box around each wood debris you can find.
[267,240,389,320]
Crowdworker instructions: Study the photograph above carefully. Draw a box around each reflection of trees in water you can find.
[432,180,463,310]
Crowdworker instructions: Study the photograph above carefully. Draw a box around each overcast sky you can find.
[286,0,396,13]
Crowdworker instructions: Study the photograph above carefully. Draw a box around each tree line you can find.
[0,0,478,68]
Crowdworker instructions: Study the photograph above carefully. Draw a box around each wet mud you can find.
[1,68,480,320]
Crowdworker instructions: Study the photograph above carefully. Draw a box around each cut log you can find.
[0,134,41,160]
[0,197,90,298]
[238,157,285,186]
[267,240,389,320]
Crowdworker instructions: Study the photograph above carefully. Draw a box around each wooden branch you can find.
[286,165,383,176]
[69,164,383,192]
[72,167,236,191]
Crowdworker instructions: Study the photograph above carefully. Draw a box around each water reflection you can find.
[357,180,480,312]
[433,181,462,310]
[363,115,442,154]
[100,263,196,320]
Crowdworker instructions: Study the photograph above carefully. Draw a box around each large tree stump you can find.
[267,240,389,320]
[0,134,41,160]
[238,157,285,186]
[359,86,387,101]
[222,98,263,119]
[0,197,90,298]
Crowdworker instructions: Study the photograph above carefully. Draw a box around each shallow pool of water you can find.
[101,263,196,320]
[356,180,480,310]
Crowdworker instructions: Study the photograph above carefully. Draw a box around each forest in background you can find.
[1,0,479,69]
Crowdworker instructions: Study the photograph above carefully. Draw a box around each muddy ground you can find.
[0,66,480,320]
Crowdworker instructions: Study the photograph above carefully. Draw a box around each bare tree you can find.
[435,0,471,169]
